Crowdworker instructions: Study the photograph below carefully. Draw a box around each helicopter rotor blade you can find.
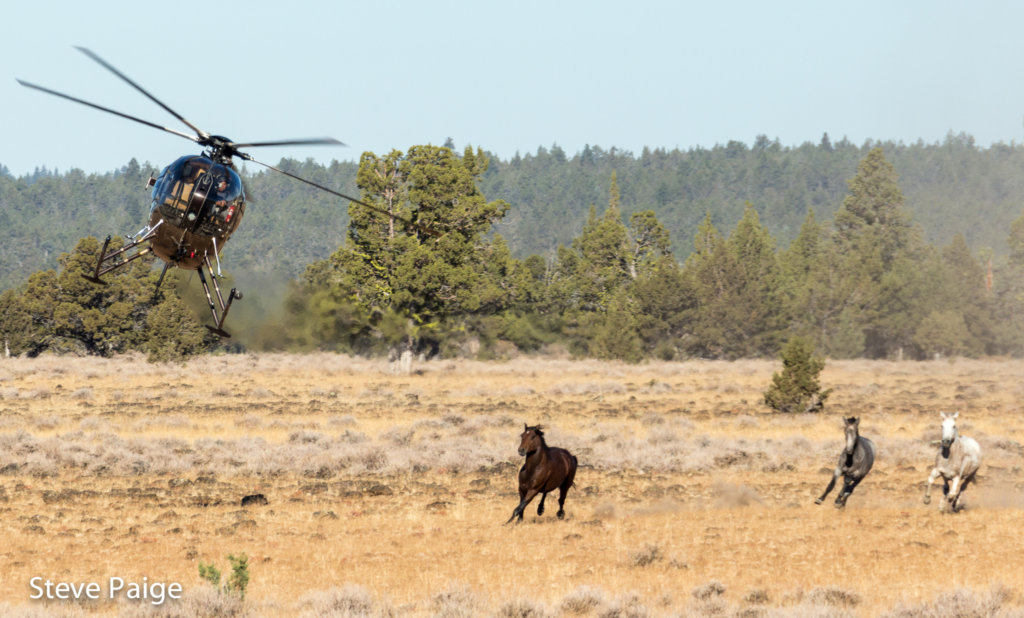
[244,156,439,238]
[16,79,202,144]
[75,46,210,140]
[229,137,346,149]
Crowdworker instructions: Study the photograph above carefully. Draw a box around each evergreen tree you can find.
[834,147,913,267]
[682,214,733,357]
[549,173,676,359]
[296,145,512,356]
[627,210,672,278]
[683,206,784,358]
[780,209,825,341]
[588,288,644,363]
[632,256,695,360]
[930,234,992,356]
[0,237,210,359]
[726,202,785,355]
[764,336,831,413]
[827,147,926,358]
[993,209,1024,354]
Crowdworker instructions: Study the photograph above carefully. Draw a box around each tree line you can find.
[4,132,1024,292]
[4,142,1023,362]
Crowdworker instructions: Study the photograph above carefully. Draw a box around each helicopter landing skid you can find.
[197,258,241,338]
[81,231,158,285]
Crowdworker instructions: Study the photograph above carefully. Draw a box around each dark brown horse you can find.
[505,424,577,524]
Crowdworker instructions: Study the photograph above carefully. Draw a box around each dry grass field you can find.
[1,353,1023,617]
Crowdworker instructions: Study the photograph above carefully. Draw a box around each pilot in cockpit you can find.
[213,178,230,205]
[212,177,231,217]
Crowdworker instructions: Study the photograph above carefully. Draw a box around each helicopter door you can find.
[184,172,213,231]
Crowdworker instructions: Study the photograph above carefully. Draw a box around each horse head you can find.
[844,417,860,455]
[940,411,959,449]
[518,424,545,456]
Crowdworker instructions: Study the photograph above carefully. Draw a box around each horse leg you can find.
[835,476,855,508]
[537,492,547,516]
[839,476,864,507]
[932,479,950,512]
[815,467,841,505]
[556,459,576,520]
[951,475,973,512]
[505,488,539,525]
[948,460,978,512]
[556,483,570,520]
[923,467,941,505]
[947,475,963,512]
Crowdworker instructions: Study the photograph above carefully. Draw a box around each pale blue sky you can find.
[3,0,1023,176]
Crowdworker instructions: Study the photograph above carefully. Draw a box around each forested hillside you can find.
[0,158,361,290]
[4,137,1024,362]
[2,133,1023,292]
[484,133,1024,260]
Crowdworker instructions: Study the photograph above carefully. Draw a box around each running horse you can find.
[815,416,875,508]
[505,425,577,524]
[924,411,981,512]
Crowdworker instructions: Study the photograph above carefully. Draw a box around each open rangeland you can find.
[0,354,1023,617]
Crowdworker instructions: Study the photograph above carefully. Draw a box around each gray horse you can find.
[924,411,981,512]
[815,416,875,508]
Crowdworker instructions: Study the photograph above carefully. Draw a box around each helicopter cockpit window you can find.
[151,155,213,223]
[208,165,242,206]
[200,164,245,235]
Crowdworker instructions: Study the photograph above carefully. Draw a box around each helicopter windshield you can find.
[151,155,244,234]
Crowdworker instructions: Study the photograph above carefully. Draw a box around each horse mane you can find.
[527,424,545,437]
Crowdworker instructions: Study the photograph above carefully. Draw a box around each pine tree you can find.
[0,237,210,359]
[726,202,785,355]
[764,336,831,413]
[834,147,913,267]
[828,147,926,358]
[684,206,784,358]
[300,145,512,355]
[993,209,1024,354]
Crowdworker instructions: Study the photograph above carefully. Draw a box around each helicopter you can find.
[18,47,400,338]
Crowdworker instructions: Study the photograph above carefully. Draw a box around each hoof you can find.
[557,511,565,520]
[814,498,823,505]
[923,496,931,505]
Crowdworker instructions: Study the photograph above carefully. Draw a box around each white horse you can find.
[923,412,981,512]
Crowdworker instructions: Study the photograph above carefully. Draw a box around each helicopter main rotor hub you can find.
[201,135,239,166]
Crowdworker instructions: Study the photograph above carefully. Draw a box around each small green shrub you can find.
[198,561,221,588]
[764,336,832,413]
[226,553,249,599]
[198,553,249,599]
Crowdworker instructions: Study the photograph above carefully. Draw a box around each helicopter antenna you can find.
[74,46,210,140]
[244,156,440,238]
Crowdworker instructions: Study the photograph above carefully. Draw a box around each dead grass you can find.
[0,354,1022,616]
